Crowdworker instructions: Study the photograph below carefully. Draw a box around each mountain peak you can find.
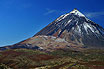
[70,9,85,17]
[34,9,104,47]
[1,9,104,51]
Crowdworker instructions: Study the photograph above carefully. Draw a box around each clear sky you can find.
[0,0,104,46]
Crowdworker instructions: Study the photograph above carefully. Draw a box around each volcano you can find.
[1,9,104,51]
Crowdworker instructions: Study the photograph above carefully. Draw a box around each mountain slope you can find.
[0,9,104,51]
[35,9,104,47]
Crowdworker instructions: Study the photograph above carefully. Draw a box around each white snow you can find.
[83,22,101,35]
[56,13,70,22]
[65,19,72,26]
[72,27,74,30]
[55,38,66,42]
[62,13,69,19]
[68,19,72,23]
[51,36,56,39]
[87,24,95,33]
[83,23,88,34]
[74,25,82,35]
[56,15,65,21]
[56,9,85,22]
[39,47,44,50]
[70,9,85,17]
[77,25,81,33]
[38,35,48,38]
[83,23,94,34]
[58,30,62,35]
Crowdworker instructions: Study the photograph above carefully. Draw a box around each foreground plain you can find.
[0,49,104,69]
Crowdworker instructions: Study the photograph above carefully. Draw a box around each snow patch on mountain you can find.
[56,13,70,22]
[70,9,85,17]
[55,38,67,42]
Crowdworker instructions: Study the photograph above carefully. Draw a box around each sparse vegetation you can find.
[0,49,104,69]
[0,63,10,69]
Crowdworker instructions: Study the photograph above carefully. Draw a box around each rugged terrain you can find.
[0,49,104,69]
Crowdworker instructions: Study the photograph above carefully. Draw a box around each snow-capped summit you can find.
[70,8,85,17]
[56,9,86,22]
[35,9,104,47]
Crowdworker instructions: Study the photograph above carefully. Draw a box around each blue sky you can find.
[0,0,104,46]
